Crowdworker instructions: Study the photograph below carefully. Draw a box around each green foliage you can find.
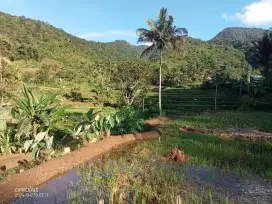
[23,130,53,160]
[137,7,187,114]
[0,58,20,106]
[115,106,145,134]
[110,60,155,105]
[211,27,267,68]
[9,83,59,139]
[211,27,265,50]
[164,38,248,87]
[0,12,145,70]
[74,108,120,140]
[89,69,112,105]
[0,11,252,90]
[174,111,272,132]
[75,109,100,132]
[92,114,120,137]
[252,30,272,86]
[69,152,183,204]
[0,128,22,155]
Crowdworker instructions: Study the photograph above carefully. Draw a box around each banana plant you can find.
[22,105,70,160]
[9,83,59,139]
[23,130,54,160]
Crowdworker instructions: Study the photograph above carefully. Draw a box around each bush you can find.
[114,106,145,134]
[143,105,161,119]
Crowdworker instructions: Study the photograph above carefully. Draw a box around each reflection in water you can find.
[14,158,272,204]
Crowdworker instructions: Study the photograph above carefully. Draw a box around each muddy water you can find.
[182,166,272,203]
[13,161,272,204]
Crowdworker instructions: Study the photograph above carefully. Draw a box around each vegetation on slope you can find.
[0,11,249,89]
[0,12,145,71]
[211,27,266,52]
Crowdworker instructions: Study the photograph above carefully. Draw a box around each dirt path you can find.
[0,131,159,204]
[0,153,32,171]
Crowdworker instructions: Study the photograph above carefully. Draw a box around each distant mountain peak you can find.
[211,27,266,43]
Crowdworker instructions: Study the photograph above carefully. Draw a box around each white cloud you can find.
[79,30,136,39]
[145,42,153,46]
[222,0,272,26]
[221,13,235,21]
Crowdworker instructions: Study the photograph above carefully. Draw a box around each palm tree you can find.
[137,8,188,114]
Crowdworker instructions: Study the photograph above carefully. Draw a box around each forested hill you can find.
[0,11,249,86]
[0,11,145,64]
[211,27,266,52]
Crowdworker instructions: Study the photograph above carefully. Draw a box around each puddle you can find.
[13,160,272,204]
[183,166,272,204]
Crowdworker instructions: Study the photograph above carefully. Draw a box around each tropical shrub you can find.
[92,114,120,137]
[74,109,100,142]
[114,105,145,134]
[75,109,120,139]
[9,83,59,139]
[8,84,71,159]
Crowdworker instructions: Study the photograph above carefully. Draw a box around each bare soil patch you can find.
[0,153,32,172]
[180,127,272,141]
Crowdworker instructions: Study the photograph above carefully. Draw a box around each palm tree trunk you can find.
[159,50,163,115]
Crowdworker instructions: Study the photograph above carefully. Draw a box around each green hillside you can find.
[0,12,145,69]
[0,12,248,87]
[163,37,248,87]
[211,27,266,52]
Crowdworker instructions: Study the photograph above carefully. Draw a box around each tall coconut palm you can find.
[137,8,188,114]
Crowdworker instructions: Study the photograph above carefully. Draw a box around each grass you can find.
[145,130,272,178]
[172,111,272,132]
[68,144,232,204]
[137,111,272,178]
[146,87,240,114]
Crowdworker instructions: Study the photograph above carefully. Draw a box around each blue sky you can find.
[0,0,272,44]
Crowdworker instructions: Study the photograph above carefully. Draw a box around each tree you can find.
[253,29,272,86]
[110,61,155,105]
[137,7,188,114]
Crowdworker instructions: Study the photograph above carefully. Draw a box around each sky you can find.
[0,0,272,44]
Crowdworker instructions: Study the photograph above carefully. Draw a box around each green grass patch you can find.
[172,111,272,132]
[140,120,272,178]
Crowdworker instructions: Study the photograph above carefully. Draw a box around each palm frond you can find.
[137,30,157,44]
[146,19,157,32]
[140,44,157,58]
[165,15,174,31]
[159,8,168,25]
